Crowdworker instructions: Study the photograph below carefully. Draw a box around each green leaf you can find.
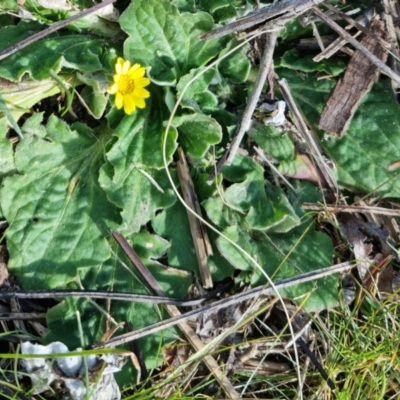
[172,113,222,159]
[0,1,18,12]
[0,117,14,176]
[203,154,300,232]
[2,113,191,389]
[105,92,177,170]
[249,124,295,162]
[152,201,196,273]
[222,151,262,181]
[76,72,108,119]
[121,0,222,85]
[199,0,237,22]
[279,48,346,76]
[170,0,195,12]
[0,114,119,289]
[262,184,300,233]
[100,95,178,233]
[0,22,107,81]
[213,5,237,22]
[279,18,313,42]
[278,69,400,198]
[323,81,400,198]
[69,11,120,38]
[0,78,61,123]
[218,38,251,83]
[202,195,242,229]
[46,230,192,385]
[177,67,218,112]
[217,221,337,311]
[222,169,300,232]
[280,18,331,43]
[100,165,176,234]
[14,0,119,37]
[287,180,323,218]
[152,197,234,281]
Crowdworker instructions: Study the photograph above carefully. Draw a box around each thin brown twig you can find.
[313,8,375,62]
[112,232,240,399]
[226,28,281,166]
[92,260,353,348]
[312,5,400,85]
[200,0,325,41]
[0,312,47,320]
[0,289,215,307]
[381,0,400,89]
[322,2,391,49]
[0,0,117,61]
[302,203,400,217]
[277,78,339,195]
[207,27,282,183]
[177,148,213,288]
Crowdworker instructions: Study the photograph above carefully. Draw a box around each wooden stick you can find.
[207,27,282,184]
[200,0,324,40]
[313,8,375,62]
[177,148,213,288]
[312,5,400,85]
[277,78,339,195]
[381,0,400,89]
[302,203,400,217]
[322,2,390,49]
[111,232,240,399]
[225,29,281,166]
[0,0,117,61]
[92,261,354,348]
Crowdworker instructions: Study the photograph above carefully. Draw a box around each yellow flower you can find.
[107,57,150,115]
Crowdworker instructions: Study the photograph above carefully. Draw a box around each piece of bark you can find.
[318,17,390,137]
[200,0,324,40]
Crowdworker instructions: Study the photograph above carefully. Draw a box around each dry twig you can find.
[0,0,117,61]
[92,260,353,348]
[277,78,339,195]
[111,232,240,399]
[312,5,400,85]
[302,203,400,217]
[313,8,375,62]
[177,148,213,288]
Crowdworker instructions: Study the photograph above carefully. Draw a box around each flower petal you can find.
[134,77,150,88]
[113,74,121,83]
[133,87,150,99]
[115,58,125,74]
[115,92,124,109]
[128,63,141,74]
[122,60,131,75]
[131,95,146,109]
[107,83,119,94]
[123,94,136,114]
[128,66,146,79]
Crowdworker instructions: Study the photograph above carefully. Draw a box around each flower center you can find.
[118,75,135,95]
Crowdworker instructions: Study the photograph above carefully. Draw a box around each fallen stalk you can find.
[92,260,354,348]
[0,288,222,307]
[302,203,400,216]
[312,5,400,85]
[0,0,117,61]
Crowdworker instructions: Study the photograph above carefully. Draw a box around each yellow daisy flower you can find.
[107,57,150,115]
